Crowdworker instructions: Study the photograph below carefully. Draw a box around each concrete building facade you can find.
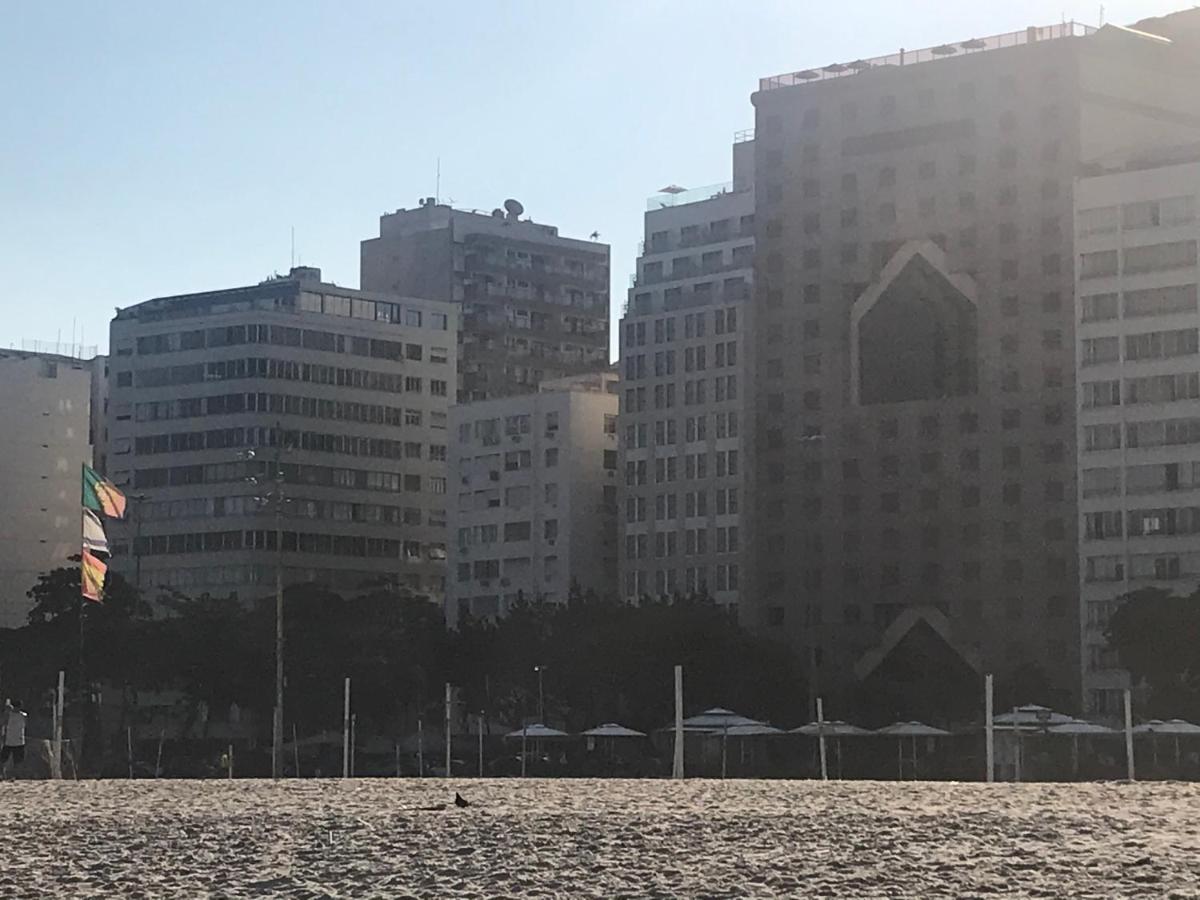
[1075,150,1200,717]
[618,138,754,607]
[0,351,95,627]
[747,18,1200,720]
[361,201,610,401]
[448,372,619,625]
[105,267,458,602]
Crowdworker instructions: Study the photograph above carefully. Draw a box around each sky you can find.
[0,0,1185,360]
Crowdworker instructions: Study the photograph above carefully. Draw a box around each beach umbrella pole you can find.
[897,737,903,780]
[816,697,828,782]
[521,723,527,778]
[293,724,300,778]
[342,677,351,779]
[478,712,484,778]
[444,682,452,778]
[721,726,727,779]
[984,673,994,782]
[1123,688,1135,781]
[417,718,424,777]
[672,665,684,780]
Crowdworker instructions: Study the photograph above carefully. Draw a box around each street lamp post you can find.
[533,665,546,723]
[243,424,288,780]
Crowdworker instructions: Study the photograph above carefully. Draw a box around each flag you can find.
[82,464,127,519]
[81,547,107,603]
[82,509,109,555]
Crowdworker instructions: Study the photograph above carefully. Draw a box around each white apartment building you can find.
[1076,150,1200,717]
[448,372,619,625]
[0,350,96,627]
[106,267,458,601]
[617,136,754,608]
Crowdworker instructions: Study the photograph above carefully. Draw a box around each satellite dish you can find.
[503,198,525,218]
[491,209,505,219]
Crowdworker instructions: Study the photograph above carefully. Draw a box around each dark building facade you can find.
[361,201,610,402]
[747,18,1200,721]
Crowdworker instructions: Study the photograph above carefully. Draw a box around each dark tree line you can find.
[1,569,806,745]
[1106,586,1200,721]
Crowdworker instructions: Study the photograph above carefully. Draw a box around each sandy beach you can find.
[2,779,1198,897]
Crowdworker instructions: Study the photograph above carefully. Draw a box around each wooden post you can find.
[816,697,828,782]
[395,740,401,778]
[342,677,351,779]
[521,723,528,777]
[293,723,300,778]
[1013,707,1022,783]
[155,728,165,778]
[1124,688,1136,781]
[417,719,424,777]
[984,674,994,783]
[227,743,233,779]
[721,726,728,779]
[350,714,357,778]
[54,670,65,779]
[444,683,452,778]
[127,726,133,779]
[672,665,684,780]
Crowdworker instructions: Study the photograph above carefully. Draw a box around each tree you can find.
[1106,586,1200,720]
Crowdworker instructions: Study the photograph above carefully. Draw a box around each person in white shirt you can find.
[1,700,28,778]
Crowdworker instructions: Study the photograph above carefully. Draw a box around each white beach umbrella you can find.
[875,722,950,780]
[582,723,646,738]
[677,708,765,730]
[503,724,569,739]
[1049,720,1117,777]
[993,704,1075,728]
[1134,719,1200,768]
[792,721,869,779]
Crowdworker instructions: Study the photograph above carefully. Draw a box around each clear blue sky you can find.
[0,0,1182,359]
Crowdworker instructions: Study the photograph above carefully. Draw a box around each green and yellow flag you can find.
[82,464,127,519]
[81,547,107,603]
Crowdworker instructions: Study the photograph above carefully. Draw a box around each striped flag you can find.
[81,547,108,603]
[82,509,110,555]
[82,464,127,519]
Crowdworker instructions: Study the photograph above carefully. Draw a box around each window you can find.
[1123,241,1197,274]
[1124,284,1198,318]
[1079,250,1118,279]
[1081,336,1119,366]
[1078,206,1118,236]
[544,448,558,467]
[1081,293,1119,322]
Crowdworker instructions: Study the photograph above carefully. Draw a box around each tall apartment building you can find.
[1075,148,1200,717]
[618,138,755,607]
[361,201,610,401]
[0,350,95,627]
[748,17,1200,720]
[448,372,619,625]
[105,267,458,601]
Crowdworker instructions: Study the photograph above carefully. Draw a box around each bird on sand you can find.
[455,792,470,808]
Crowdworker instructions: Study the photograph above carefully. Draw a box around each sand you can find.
[2,779,1198,897]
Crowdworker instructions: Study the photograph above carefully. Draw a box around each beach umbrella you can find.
[792,721,870,779]
[503,724,569,740]
[665,708,764,732]
[993,704,1075,728]
[1134,719,1200,768]
[1048,720,1116,778]
[876,722,950,780]
[711,723,783,776]
[582,723,646,738]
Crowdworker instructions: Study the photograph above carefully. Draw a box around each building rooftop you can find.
[758,21,1096,93]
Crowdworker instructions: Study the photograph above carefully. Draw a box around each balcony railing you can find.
[759,21,1096,91]
[646,181,746,211]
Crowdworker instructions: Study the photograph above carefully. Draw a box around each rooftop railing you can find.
[759,21,1096,92]
[646,181,744,211]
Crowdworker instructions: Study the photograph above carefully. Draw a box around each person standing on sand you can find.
[1,700,28,779]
